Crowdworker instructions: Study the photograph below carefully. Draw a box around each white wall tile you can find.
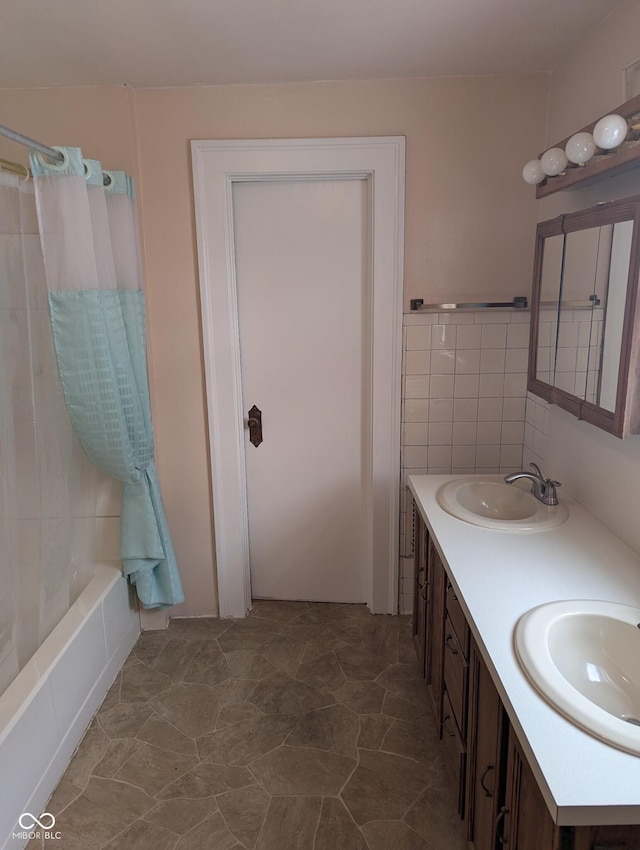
[428,445,452,468]
[431,349,456,374]
[403,349,431,374]
[454,374,479,398]
[481,324,507,348]
[440,312,476,324]
[455,349,480,374]
[477,421,502,444]
[507,322,530,348]
[452,446,476,467]
[403,423,429,445]
[503,373,527,397]
[480,348,506,373]
[456,325,482,349]
[476,311,511,324]
[502,421,525,444]
[428,421,453,445]
[479,374,504,398]
[476,445,501,466]
[505,348,529,373]
[401,310,531,484]
[452,422,477,445]
[556,346,577,373]
[403,445,429,467]
[404,375,430,398]
[478,396,503,421]
[500,444,524,468]
[404,398,429,422]
[431,324,457,349]
[557,322,579,348]
[429,398,454,422]
[453,398,478,422]
[430,375,454,399]
[502,397,526,421]
[406,324,432,350]
[404,312,438,326]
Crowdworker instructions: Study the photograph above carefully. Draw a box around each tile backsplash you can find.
[399,308,531,612]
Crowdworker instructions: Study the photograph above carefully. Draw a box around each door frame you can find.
[191,137,405,617]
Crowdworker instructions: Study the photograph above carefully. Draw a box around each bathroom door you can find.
[233,178,366,602]
[192,137,404,616]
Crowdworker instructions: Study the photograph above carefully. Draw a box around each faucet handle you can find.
[529,462,544,478]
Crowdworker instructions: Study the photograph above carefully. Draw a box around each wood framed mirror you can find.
[528,194,640,438]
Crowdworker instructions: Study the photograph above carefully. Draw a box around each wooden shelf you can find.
[536,93,640,198]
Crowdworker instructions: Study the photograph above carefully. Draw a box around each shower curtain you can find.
[0,171,105,694]
[29,147,184,608]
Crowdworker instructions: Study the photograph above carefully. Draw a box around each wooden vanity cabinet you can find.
[498,728,563,850]
[466,638,507,850]
[410,505,640,850]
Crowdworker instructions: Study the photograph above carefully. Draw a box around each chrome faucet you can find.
[504,463,561,506]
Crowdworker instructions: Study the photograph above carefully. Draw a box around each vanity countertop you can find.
[408,473,640,826]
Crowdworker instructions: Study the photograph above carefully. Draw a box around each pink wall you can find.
[133,75,547,615]
[0,74,548,616]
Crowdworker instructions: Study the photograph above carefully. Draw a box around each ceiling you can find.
[0,0,622,89]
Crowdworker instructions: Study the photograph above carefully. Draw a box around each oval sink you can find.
[436,478,569,531]
[515,600,640,755]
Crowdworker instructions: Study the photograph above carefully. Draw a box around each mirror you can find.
[528,195,640,438]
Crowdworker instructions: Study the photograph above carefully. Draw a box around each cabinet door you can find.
[466,638,506,850]
[412,507,429,678]
[497,729,561,850]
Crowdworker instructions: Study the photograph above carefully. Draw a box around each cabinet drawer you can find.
[443,614,469,737]
[442,689,466,819]
[445,579,469,659]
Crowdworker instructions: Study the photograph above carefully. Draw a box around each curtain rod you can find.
[0,156,30,178]
[0,122,64,164]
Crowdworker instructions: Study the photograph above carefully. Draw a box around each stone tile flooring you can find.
[30,601,467,849]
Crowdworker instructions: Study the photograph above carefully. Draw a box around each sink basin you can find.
[515,600,640,755]
[436,477,569,531]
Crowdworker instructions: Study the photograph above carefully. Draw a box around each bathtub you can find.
[0,564,140,850]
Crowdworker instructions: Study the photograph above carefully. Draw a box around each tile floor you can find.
[29,601,467,849]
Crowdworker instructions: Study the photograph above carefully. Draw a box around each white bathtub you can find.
[0,564,140,850]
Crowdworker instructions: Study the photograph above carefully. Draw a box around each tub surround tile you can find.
[38,605,466,850]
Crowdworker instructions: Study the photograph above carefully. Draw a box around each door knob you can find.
[247,404,263,447]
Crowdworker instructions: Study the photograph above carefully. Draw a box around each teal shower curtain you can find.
[30,147,184,608]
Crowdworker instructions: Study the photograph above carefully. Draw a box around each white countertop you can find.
[408,473,640,826]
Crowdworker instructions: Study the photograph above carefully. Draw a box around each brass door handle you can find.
[247,405,263,447]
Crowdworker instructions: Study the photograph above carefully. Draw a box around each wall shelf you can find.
[536,93,640,198]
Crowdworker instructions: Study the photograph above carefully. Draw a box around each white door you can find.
[191,137,404,617]
[233,179,366,602]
